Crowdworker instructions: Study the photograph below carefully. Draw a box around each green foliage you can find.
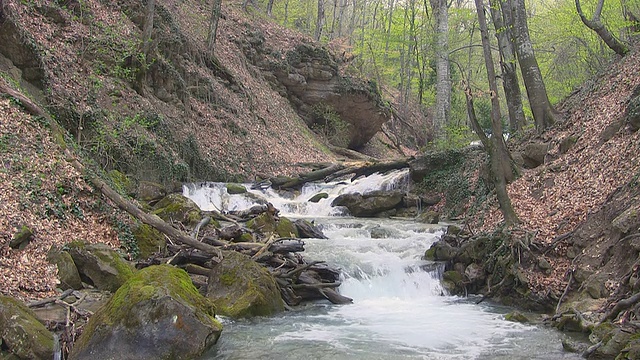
[114,218,139,259]
[430,124,475,150]
[310,103,351,147]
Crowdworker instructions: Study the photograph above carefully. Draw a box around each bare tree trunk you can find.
[267,0,275,16]
[430,0,450,135]
[575,0,629,56]
[206,0,222,53]
[384,0,396,62]
[474,0,519,225]
[508,0,556,133]
[489,0,525,133]
[315,0,326,41]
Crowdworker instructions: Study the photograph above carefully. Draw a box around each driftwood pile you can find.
[139,203,353,306]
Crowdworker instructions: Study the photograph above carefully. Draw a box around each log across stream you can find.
[184,175,581,360]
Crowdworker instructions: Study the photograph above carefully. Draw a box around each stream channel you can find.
[183,170,581,360]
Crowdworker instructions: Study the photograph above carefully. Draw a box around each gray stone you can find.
[66,241,134,292]
[522,142,549,169]
[331,190,403,217]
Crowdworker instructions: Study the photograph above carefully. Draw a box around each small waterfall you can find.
[53,333,61,360]
[183,169,412,217]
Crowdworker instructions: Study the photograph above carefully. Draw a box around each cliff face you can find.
[0,0,388,184]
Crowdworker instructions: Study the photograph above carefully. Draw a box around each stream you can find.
[184,170,581,360]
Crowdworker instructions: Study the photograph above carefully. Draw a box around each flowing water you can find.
[184,171,581,360]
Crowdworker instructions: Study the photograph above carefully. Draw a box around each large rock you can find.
[408,149,466,182]
[152,193,202,227]
[47,248,83,290]
[132,223,167,259]
[522,142,549,169]
[70,265,222,360]
[271,44,390,149]
[0,296,54,360]
[66,241,134,292]
[207,251,284,318]
[331,190,403,217]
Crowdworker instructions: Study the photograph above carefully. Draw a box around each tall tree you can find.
[489,0,525,133]
[507,0,556,133]
[575,0,629,56]
[267,0,275,16]
[207,0,223,53]
[474,0,519,225]
[430,0,451,134]
[315,0,326,40]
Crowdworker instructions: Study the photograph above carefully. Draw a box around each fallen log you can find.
[274,163,346,189]
[319,288,353,304]
[268,239,305,254]
[324,158,410,182]
[0,80,222,261]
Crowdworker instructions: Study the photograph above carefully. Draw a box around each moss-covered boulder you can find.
[247,212,277,235]
[417,210,440,224]
[135,181,167,204]
[9,225,33,250]
[424,241,457,261]
[225,183,247,194]
[207,251,284,318]
[47,248,83,290]
[66,241,134,292]
[152,193,202,227]
[504,311,530,323]
[69,265,222,360]
[276,217,299,238]
[0,296,54,360]
[132,223,167,259]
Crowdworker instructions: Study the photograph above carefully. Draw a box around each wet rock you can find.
[416,210,439,224]
[225,183,247,194]
[294,219,327,239]
[66,241,134,292]
[207,251,284,318]
[424,241,457,261]
[504,311,529,323]
[0,296,54,360]
[308,192,329,203]
[70,265,221,360]
[331,190,403,217]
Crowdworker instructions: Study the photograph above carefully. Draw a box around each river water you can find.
[184,171,580,360]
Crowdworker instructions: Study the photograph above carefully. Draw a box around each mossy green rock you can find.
[152,193,202,226]
[504,311,529,323]
[417,210,440,224]
[9,225,33,250]
[108,169,134,195]
[308,193,329,203]
[70,265,222,360]
[47,249,83,290]
[0,296,54,360]
[225,183,247,194]
[66,241,134,292]
[207,251,284,318]
[132,223,167,259]
[247,213,277,235]
[276,217,299,238]
[136,181,167,203]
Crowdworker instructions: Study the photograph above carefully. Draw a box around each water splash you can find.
[183,169,412,217]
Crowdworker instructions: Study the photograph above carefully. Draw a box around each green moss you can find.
[225,183,247,194]
[152,193,202,226]
[308,193,329,203]
[504,311,530,323]
[247,213,276,235]
[276,217,298,238]
[238,233,254,242]
[132,223,167,258]
[424,247,436,260]
[107,169,133,195]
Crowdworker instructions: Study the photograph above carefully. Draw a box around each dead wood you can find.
[600,291,640,324]
[324,158,410,182]
[319,288,353,304]
[183,263,212,276]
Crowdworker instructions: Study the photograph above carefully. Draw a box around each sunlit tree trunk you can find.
[266,0,275,16]
[507,0,556,133]
[474,0,519,226]
[489,0,525,133]
[384,0,396,62]
[575,0,629,56]
[430,0,450,134]
[206,0,222,53]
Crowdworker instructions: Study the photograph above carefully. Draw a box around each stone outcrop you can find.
[152,193,203,227]
[70,265,222,360]
[259,43,390,149]
[0,296,54,360]
[206,250,284,318]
